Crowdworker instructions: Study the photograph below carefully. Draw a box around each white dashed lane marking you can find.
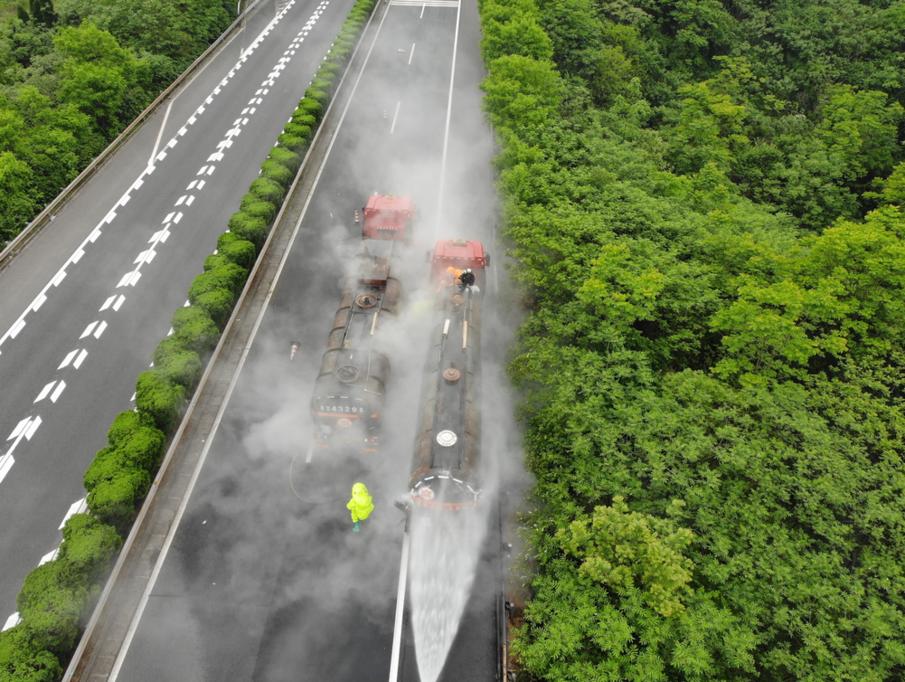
[72,349,88,370]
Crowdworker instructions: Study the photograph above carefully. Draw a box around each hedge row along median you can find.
[0,1,377,678]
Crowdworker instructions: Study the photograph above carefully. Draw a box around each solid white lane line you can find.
[148,99,175,168]
[434,0,462,233]
[388,531,411,682]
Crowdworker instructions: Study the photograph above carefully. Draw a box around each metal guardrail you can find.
[0,0,264,272]
[62,1,384,677]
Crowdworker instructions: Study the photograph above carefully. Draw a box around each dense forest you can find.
[0,0,234,244]
[479,0,905,680]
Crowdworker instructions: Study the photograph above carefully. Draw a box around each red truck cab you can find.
[430,239,489,289]
[361,194,414,241]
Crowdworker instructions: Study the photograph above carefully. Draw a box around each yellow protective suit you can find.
[346,482,375,523]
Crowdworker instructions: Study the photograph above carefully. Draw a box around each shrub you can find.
[303,89,328,106]
[57,514,121,585]
[106,410,147,446]
[17,562,85,657]
[291,112,317,128]
[83,446,121,492]
[249,177,285,204]
[152,336,188,366]
[117,426,166,471]
[193,288,236,328]
[190,263,248,300]
[171,306,220,353]
[0,626,61,682]
[219,236,257,269]
[203,253,230,272]
[277,132,306,153]
[260,159,294,186]
[228,211,269,247]
[135,370,185,432]
[87,467,152,534]
[317,63,339,80]
[297,98,322,120]
[239,196,277,223]
[268,145,301,172]
[312,75,332,92]
[217,231,239,252]
[156,346,204,387]
[283,122,311,140]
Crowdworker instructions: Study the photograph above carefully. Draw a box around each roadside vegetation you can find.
[479,0,905,680]
[0,0,235,245]
[0,1,376,678]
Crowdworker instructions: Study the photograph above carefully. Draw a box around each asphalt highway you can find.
[111,0,502,680]
[0,0,357,620]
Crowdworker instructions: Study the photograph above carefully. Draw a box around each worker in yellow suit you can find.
[346,482,374,532]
